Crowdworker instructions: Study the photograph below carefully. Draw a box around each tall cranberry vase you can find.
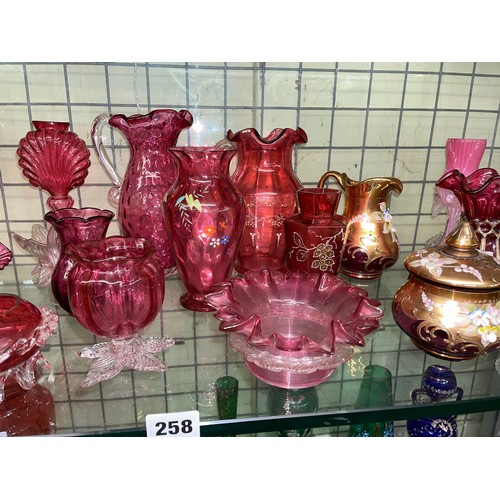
[163,147,245,312]
[92,109,193,274]
[228,127,307,274]
[284,188,346,275]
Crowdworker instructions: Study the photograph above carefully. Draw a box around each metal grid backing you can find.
[1,62,499,436]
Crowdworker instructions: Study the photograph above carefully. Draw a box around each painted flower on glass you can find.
[210,238,221,248]
[311,242,335,271]
[204,225,215,237]
[409,251,457,278]
[221,235,229,245]
[370,202,397,242]
[455,301,500,347]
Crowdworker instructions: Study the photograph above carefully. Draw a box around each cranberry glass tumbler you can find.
[66,237,174,387]
[284,188,346,275]
[228,127,307,273]
[163,147,245,312]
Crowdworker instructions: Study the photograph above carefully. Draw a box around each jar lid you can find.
[404,219,500,290]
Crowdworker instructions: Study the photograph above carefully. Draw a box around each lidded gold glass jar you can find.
[392,218,500,361]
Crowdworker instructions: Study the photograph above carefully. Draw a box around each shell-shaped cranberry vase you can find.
[17,121,91,211]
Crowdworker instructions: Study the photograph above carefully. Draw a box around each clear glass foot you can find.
[0,351,49,403]
[78,335,175,388]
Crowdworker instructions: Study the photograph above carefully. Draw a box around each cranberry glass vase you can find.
[228,127,307,274]
[92,109,193,274]
[436,168,500,259]
[44,208,114,314]
[163,147,245,312]
[14,121,92,285]
[17,121,91,211]
[66,237,175,388]
[284,188,346,275]
[428,138,486,246]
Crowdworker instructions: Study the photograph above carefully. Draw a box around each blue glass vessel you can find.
[407,365,463,437]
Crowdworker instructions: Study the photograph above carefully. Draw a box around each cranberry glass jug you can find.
[227,127,307,274]
[92,109,193,274]
[163,147,245,312]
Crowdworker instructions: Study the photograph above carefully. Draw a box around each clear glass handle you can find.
[91,113,122,207]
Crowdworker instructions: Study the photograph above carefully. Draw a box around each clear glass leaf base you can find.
[78,335,176,388]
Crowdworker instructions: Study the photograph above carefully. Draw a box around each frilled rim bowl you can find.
[205,269,384,362]
[0,294,58,371]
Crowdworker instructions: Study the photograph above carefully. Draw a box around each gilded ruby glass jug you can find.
[318,171,403,280]
[228,127,307,274]
[163,147,245,312]
[44,208,114,314]
[66,237,175,387]
[284,187,346,275]
[92,109,193,274]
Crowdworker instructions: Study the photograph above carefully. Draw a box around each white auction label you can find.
[0,431,7,437]
[145,410,200,437]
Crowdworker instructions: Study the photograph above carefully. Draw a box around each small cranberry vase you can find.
[66,237,175,387]
[163,147,245,312]
[228,127,307,274]
[44,208,114,314]
[284,188,346,275]
[436,167,500,259]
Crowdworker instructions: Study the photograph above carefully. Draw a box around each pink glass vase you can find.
[0,294,58,403]
[14,121,92,285]
[17,121,91,211]
[284,188,346,275]
[436,168,500,259]
[429,138,487,246]
[44,208,114,314]
[66,236,175,387]
[228,127,307,274]
[205,270,383,389]
[92,109,193,274]
[163,147,246,312]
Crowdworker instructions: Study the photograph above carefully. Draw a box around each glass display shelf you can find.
[1,259,500,438]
